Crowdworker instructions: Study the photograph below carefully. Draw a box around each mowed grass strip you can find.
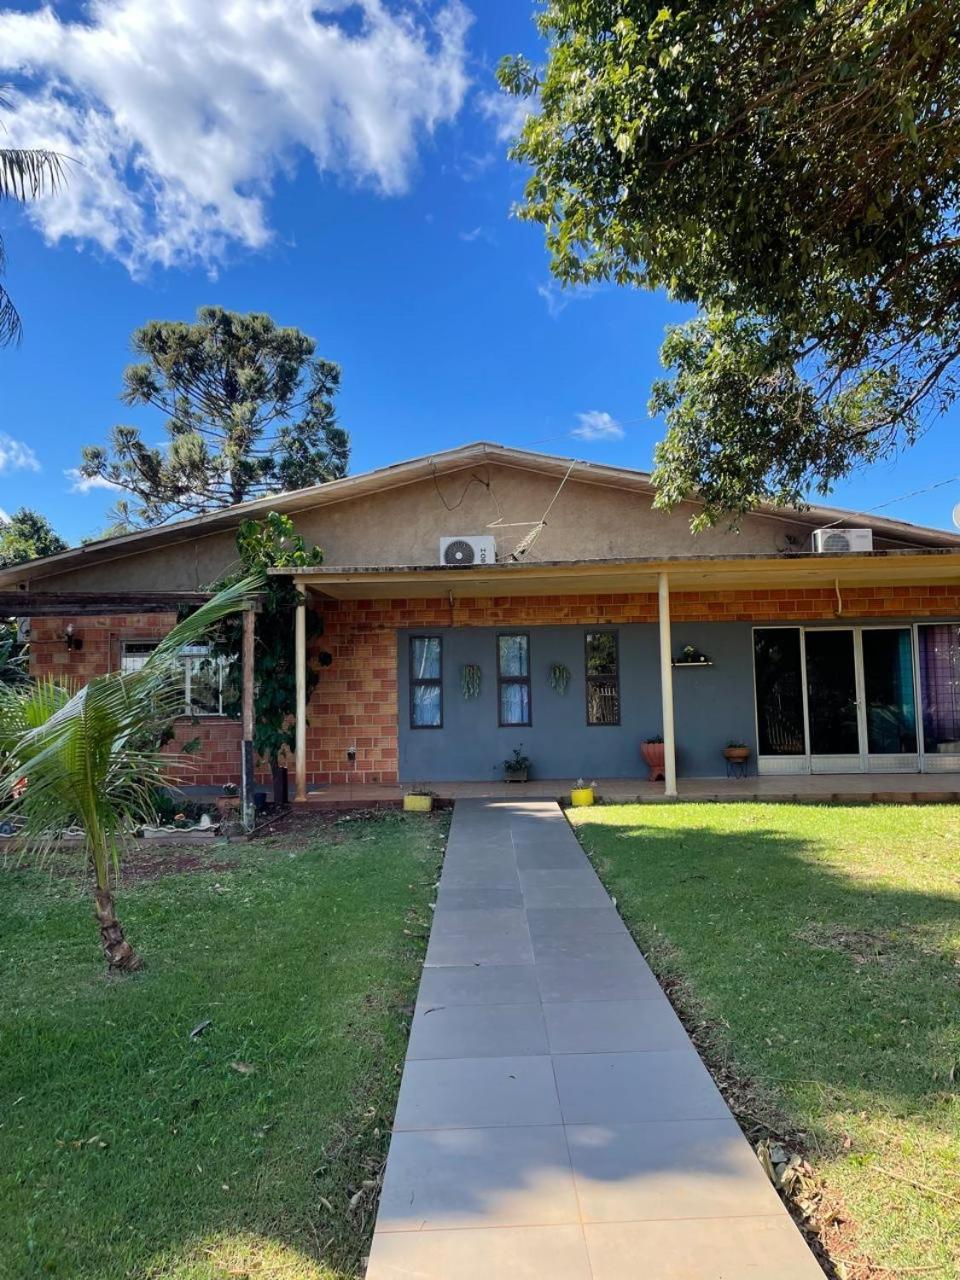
[569,802,960,1279]
[0,812,447,1280]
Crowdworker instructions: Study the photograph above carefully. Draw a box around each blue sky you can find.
[1,0,958,545]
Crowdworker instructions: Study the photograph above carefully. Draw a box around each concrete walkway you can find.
[366,800,823,1279]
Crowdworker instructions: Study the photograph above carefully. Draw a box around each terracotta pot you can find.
[723,747,750,763]
[640,742,666,781]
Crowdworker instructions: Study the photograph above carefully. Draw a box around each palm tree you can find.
[0,575,263,970]
[1,89,66,346]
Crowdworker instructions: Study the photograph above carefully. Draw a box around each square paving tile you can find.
[532,931,642,965]
[535,959,662,1003]
[519,869,611,909]
[367,1224,593,1279]
[566,1117,783,1222]
[435,883,524,910]
[543,999,691,1054]
[407,1003,548,1060]
[394,1056,562,1130]
[425,930,534,967]
[430,907,529,938]
[584,1216,824,1279]
[514,844,587,870]
[526,907,629,940]
[376,1126,579,1230]
[552,1050,729,1125]
[416,965,541,1007]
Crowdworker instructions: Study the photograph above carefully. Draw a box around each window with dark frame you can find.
[410,635,443,728]
[585,631,620,725]
[497,633,531,726]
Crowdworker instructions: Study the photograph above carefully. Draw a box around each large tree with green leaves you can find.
[0,507,68,568]
[78,307,350,527]
[0,89,65,346]
[500,2,960,526]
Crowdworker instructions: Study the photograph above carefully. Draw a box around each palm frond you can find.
[0,280,21,347]
[0,573,265,877]
[0,147,66,202]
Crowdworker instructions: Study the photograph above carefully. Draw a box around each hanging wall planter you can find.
[549,662,571,695]
[460,663,482,700]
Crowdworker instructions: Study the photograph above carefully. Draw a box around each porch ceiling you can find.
[275,549,960,600]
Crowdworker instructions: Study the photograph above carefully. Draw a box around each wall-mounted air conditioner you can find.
[439,535,497,566]
[811,527,874,554]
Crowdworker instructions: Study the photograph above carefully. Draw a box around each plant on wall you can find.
[549,662,571,695]
[460,663,482,700]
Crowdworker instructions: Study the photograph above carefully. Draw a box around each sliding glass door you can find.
[917,624,960,768]
[755,625,921,774]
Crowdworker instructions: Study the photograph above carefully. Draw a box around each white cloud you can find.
[477,89,534,142]
[571,411,625,442]
[65,468,122,494]
[0,1,471,274]
[0,435,40,473]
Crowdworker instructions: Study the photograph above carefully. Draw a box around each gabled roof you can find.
[3,440,959,587]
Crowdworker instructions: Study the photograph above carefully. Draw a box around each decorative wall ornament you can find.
[549,662,571,695]
[460,663,482,700]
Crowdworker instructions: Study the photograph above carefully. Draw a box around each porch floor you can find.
[300,772,960,808]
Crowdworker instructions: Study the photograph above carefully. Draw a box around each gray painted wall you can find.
[397,622,759,781]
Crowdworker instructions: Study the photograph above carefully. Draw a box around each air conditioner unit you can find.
[811,527,874,554]
[439,535,497,566]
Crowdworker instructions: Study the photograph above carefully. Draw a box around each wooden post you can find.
[240,605,256,831]
[294,600,307,802]
[658,572,678,798]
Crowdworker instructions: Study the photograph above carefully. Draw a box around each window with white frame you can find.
[120,641,227,716]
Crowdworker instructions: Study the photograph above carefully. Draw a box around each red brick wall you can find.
[28,612,244,788]
[28,583,960,787]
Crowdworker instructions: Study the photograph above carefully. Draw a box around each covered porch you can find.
[283,547,960,801]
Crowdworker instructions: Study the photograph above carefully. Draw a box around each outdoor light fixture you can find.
[63,624,83,652]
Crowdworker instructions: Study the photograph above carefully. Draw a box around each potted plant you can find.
[403,786,434,813]
[503,746,530,783]
[570,777,595,807]
[723,740,751,764]
[640,735,666,781]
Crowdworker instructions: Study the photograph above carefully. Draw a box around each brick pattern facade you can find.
[28,612,243,787]
[29,583,960,787]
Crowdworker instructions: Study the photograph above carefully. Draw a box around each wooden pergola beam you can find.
[0,592,216,616]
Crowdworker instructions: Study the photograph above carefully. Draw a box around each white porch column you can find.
[294,600,307,802]
[657,571,678,798]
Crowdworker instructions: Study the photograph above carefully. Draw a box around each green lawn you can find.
[0,813,446,1280]
[569,803,960,1279]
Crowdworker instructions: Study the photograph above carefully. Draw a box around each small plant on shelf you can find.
[676,644,710,665]
[460,663,482,700]
[723,740,751,762]
[503,745,531,783]
[548,662,571,695]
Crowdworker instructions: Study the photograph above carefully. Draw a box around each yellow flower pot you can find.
[403,794,433,813]
[570,787,595,807]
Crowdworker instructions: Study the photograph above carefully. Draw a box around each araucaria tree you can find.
[500,3,960,526]
[78,307,350,527]
[0,576,261,970]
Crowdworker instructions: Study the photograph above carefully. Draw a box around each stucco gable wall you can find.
[27,464,817,593]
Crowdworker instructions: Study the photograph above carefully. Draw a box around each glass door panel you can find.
[862,628,917,755]
[917,624,960,759]
[804,630,860,757]
[753,628,806,756]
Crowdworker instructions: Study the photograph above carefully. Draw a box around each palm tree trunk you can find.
[93,887,143,971]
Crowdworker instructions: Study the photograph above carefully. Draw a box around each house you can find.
[4,441,960,799]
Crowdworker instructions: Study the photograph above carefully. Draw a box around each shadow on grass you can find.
[572,811,960,1146]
